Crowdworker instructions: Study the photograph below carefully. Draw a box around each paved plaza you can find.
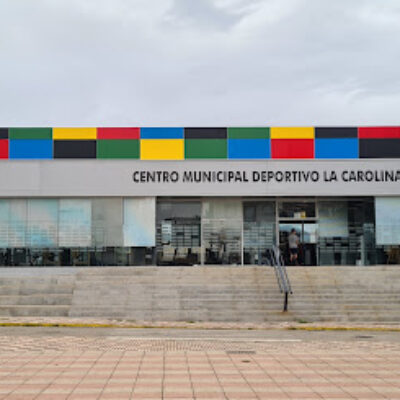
[0,327,400,399]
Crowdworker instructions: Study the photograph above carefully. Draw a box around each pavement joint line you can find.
[99,337,303,342]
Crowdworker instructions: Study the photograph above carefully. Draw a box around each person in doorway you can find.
[288,228,300,265]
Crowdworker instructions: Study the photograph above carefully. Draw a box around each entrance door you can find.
[279,222,317,266]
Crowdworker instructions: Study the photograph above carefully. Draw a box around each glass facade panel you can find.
[59,199,91,247]
[202,199,242,264]
[123,198,156,247]
[317,198,388,266]
[27,199,58,247]
[243,201,276,265]
[0,196,399,267]
[279,201,316,218]
[92,198,123,247]
[9,200,28,248]
[156,201,201,265]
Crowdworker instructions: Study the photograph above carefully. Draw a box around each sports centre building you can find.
[0,126,400,267]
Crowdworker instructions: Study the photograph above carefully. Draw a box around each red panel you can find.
[0,140,8,159]
[97,127,140,139]
[358,127,400,139]
[271,139,314,159]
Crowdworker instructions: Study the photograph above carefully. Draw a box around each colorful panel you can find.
[140,139,184,160]
[53,128,97,140]
[54,140,96,158]
[271,139,314,159]
[315,138,358,159]
[97,140,139,159]
[9,128,52,140]
[185,128,227,139]
[359,139,400,158]
[140,127,184,139]
[0,128,8,139]
[185,139,227,159]
[315,127,357,138]
[9,139,53,159]
[228,127,270,139]
[0,140,8,159]
[228,139,270,159]
[97,127,140,140]
[359,127,400,139]
[270,127,314,139]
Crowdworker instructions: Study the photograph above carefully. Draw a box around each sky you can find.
[0,0,400,126]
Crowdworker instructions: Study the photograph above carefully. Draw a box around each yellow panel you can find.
[53,128,97,140]
[140,139,184,160]
[270,127,314,139]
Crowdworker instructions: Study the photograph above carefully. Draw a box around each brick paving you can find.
[1,332,400,399]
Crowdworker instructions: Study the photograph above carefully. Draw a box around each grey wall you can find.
[0,160,399,197]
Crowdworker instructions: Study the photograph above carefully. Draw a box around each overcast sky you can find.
[1,0,400,126]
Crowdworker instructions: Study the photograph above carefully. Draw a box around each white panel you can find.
[123,198,155,246]
[375,197,400,245]
[59,199,91,247]
[319,201,348,238]
[27,199,58,247]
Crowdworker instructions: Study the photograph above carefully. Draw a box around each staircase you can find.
[287,266,400,323]
[0,268,75,317]
[0,266,399,323]
[69,267,286,322]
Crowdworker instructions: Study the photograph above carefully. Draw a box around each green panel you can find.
[97,140,139,159]
[9,128,52,139]
[228,127,270,139]
[185,139,227,159]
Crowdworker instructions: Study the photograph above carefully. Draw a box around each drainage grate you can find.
[226,350,256,355]
[354,335,374,339]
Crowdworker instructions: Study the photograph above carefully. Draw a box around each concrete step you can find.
[0,294,72,306]
[0,305,70,317]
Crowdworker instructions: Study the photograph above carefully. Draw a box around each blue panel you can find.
[9,139,53,159]
[228,139,270,159]
[140,127,184,139]
[315,138,358,159]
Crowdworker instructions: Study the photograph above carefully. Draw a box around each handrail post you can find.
[283,291,288,312]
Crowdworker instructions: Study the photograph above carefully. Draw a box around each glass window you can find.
[123,198,156,247]
[202,199,242,265]
[92,198,123,247]
[59,199,91,247]
[279,201,315,218]
[243,202,276,265]
[156,201,201,265]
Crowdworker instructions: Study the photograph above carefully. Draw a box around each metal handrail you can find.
[268,246,293,312]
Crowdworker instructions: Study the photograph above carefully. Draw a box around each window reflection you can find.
[243,202,276,265]
[156,201,201,265]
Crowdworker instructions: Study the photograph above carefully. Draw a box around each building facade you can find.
[0,126,400,267]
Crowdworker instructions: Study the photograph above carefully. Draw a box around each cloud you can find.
[0,0,399,126]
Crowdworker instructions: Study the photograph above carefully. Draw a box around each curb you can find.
[1,322,400,332]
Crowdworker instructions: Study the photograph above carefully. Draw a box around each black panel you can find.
[54,140,96,158]
[185,127,227,139]
[359,139,400,158]
[0,128,8,139]
[315,127,357,138]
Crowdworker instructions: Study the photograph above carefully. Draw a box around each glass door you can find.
[279,221,317,266]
